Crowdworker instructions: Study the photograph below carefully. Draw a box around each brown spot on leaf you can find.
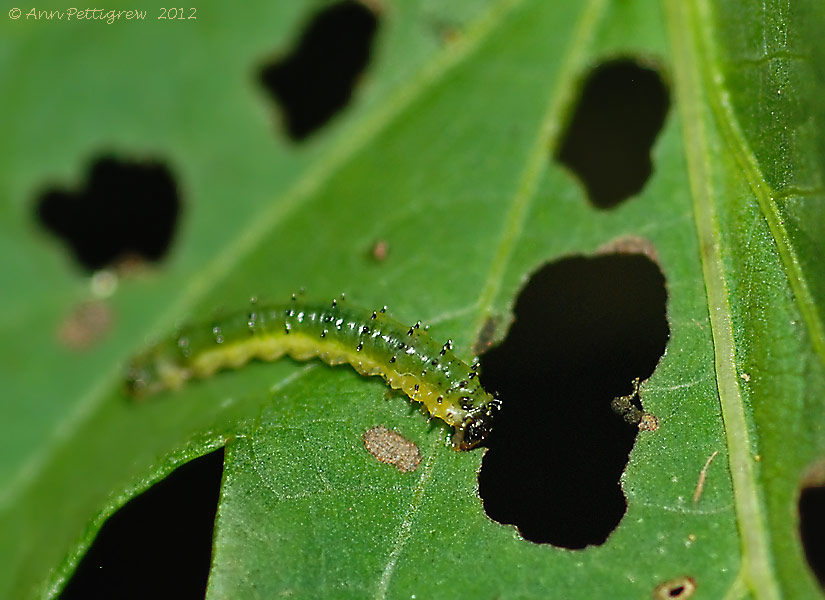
[801,459,825,488]
[58,300,114,350]
[638,412,659,431]
[597,235,660,266]
[653,576,696,599]
[370,239,389,262]
[363,426,422,473]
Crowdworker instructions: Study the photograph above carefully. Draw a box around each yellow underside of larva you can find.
[153,333,467,429]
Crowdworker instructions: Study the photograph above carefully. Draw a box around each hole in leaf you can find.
[556,58,669,209]
[36,156,181,272]
[259,0,379,141]
[60,449,224,600]
[653,576,697,599]
[478,253,669,548]
[800,463,825,588]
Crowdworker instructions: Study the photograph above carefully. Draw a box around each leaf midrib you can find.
[666,0,781,598]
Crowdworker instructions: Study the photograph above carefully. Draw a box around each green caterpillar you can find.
[125,297,500,450]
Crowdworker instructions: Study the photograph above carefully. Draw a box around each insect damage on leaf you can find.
[363,426,422,472]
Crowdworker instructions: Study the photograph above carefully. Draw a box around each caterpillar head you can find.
[124,360,156,397]
[124,354,185,397]
[454,398,501,451]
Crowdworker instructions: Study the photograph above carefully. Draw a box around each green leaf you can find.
[1,0,824,598]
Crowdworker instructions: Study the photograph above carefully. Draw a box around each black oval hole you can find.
[800,473,825,588]
[259,0,379,141]
[556,59,669,209]
[37,156,181,272]
[60,449,224,600]
[478,253,669,548]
